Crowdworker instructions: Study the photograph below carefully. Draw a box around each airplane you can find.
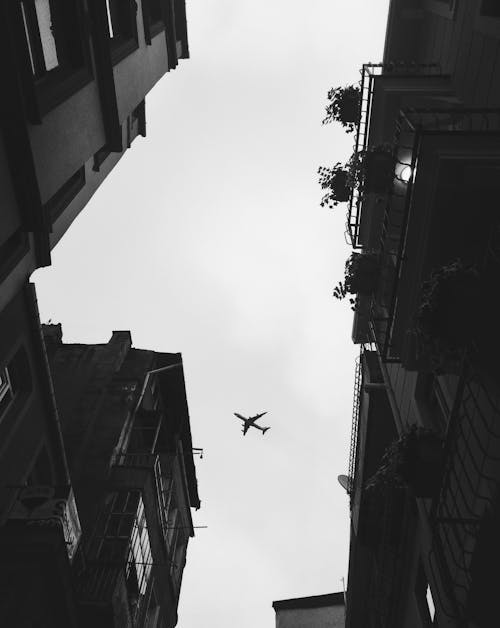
[234,412,270,436]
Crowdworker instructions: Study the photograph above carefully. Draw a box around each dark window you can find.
[481,1,500,17]
[128,410,161,453]
[19,0,91,115]
[0,347,32,419]
[21,0,86,79]
[105,0,139,63]
[143,0,165,43]
[148,0,163,24]
[415,373,448,430]
[44,166,85,221]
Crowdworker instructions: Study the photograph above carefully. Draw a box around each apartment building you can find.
[342,2,500,626]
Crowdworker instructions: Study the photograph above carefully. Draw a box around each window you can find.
[44,166,85,221]
[105,0,139,63]
[415,373,448,430]
[19,0,91,116]
[21,0,86,79]
[142,0,165,44]
[0,348,32,420]
[128,410,162,453]
[128,497,153,616]
[98,491,152,619]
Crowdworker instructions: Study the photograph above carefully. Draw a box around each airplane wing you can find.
[250,411,267,422]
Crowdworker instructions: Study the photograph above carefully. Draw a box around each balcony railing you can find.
[364,107,500,362]
[347,62,442,247]
[427,362,500,623]
[347,348,363,501]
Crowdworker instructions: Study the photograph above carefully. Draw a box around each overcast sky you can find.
[34,1,390,626]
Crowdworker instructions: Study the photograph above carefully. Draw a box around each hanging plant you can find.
[415,260,483,372]
[322,85,361,133]
[333,252,379,307]
[365,426,444,497]
[318,163,352,208]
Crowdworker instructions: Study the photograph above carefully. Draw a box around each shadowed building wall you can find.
[343,1,500,627]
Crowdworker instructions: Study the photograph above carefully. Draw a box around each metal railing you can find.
[364,107,500,362]
[346,62,442,247]
[428,363,500,623]
[348,348,363,500]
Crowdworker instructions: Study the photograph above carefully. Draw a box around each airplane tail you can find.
[262,427,270,435]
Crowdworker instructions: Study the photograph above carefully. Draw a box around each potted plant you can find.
[333,252,379,305]
[322,85,361,133]
[415,260,484,372]
[359,144,396,193]
[318,163,352,208]
[365,426,444,498]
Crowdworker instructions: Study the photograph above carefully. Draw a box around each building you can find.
[41,325,200,627]
[0,5,191,624]
[341,1,500,627]
[273,592,345,628]
[1,0,188,312]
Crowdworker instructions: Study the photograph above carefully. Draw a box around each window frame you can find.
[18,0,93,118]
[105,0,139,65]
[0,347,32,422]
[97,490,153,619]
[142,0,166,45]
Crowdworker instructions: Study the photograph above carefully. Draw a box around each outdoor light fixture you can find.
[399,164,413,183]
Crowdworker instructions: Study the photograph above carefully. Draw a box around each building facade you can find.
[0,5,191,624]
[342,1,500,627]
[44,325,200,627]
[273,593,345,628]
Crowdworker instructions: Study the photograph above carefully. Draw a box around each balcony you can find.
[7,484,81,560]
[347,61,445,248]
[353,107,500,362]
[427,360,500,624]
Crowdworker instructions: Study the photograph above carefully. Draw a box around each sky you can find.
[33,1,390,626]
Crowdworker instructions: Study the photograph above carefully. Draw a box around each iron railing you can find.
[364,107,500,362]
[348,348,363,500]
[428,363,500,624]
[346,62,442,247]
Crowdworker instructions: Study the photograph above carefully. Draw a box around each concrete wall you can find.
[276,604,345,628]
